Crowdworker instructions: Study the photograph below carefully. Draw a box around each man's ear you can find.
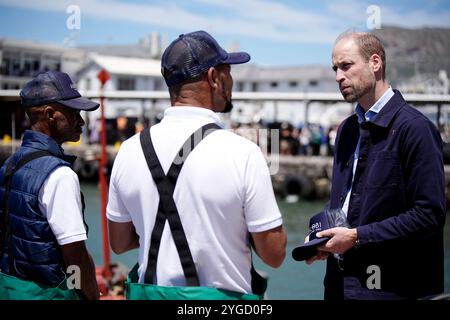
[43,105,56,122]
[207,67,219,89]
[370,53,382,73]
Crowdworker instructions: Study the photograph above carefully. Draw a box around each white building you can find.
[76,53,167,120]
[0,36,358,128]
[232,64,337,93]
[77,54,165,92]
[229,64,345,126]
[0,38,85,90]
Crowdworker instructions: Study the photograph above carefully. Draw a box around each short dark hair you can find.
[165,70,206,98]
[25,105,46,126]
[166,64,228,98]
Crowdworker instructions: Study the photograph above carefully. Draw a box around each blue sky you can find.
[1,0,450,66]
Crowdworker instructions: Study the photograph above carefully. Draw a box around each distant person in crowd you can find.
[280,122,300,155]
[309,124,322,156]
[89,118,101,144]
[305,31,446,299]
[0,71,100,300]
[114,115,134,144]
[134,121,144,134]
[327,125,338,156]
[299,125,311,155]
[319,126,329,156]
[107,30,286,300]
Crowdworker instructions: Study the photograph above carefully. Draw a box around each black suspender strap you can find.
[140,123,220,286]
[0,150,53,271]
[80,191,89,237]
[140,122,268,296]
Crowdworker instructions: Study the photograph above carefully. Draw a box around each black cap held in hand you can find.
[292,211,332,261]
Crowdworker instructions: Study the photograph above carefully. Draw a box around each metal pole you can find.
[150,99,157,127]
[273,101,278,122]
[98,86,111,280]
[141,99,145,125]
[304,100,310,127]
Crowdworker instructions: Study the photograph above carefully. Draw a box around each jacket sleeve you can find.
[356,116,446,246]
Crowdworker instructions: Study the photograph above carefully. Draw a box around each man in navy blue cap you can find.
[107,30,286,300]
[0,71,99,299]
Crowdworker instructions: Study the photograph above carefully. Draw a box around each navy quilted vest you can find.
[0,130,77,286]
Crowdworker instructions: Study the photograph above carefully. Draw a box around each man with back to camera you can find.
[305,31,445,300]
[0,71,99,300]
[107,30,286,300]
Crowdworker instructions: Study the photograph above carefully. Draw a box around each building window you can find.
[23,53,41,76]
[2,51,21,76]
[289,81,298,87]
[118,78,136,90]
[251,82,258,92]
[270,81,278,88]
[0,61,6,76]
[237,82,244,92]
[42,55,61,72]
[309,80,318,87]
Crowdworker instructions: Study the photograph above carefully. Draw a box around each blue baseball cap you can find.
[20,71,99,111]
[292,211,332,261]
[161,30,251,87]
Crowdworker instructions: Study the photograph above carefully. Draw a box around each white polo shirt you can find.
[107,106,283,294]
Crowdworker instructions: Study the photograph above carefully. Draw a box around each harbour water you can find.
[82,182,450,300]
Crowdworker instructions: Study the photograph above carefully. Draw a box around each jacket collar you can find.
[21,130,77,164]
[368,89,407,128]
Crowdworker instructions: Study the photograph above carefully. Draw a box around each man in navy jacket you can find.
[306,31,446,299]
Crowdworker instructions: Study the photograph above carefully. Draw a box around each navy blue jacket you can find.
[326,90,446,299]
[0,130,76,286]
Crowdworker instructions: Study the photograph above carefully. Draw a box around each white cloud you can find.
[327,0,450,29]
[381,7,450,28]
[194,0,330,26]
[192,0,339,42]
[327,0,368,26]
[0,0,449,44]
[0,0,65,11]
